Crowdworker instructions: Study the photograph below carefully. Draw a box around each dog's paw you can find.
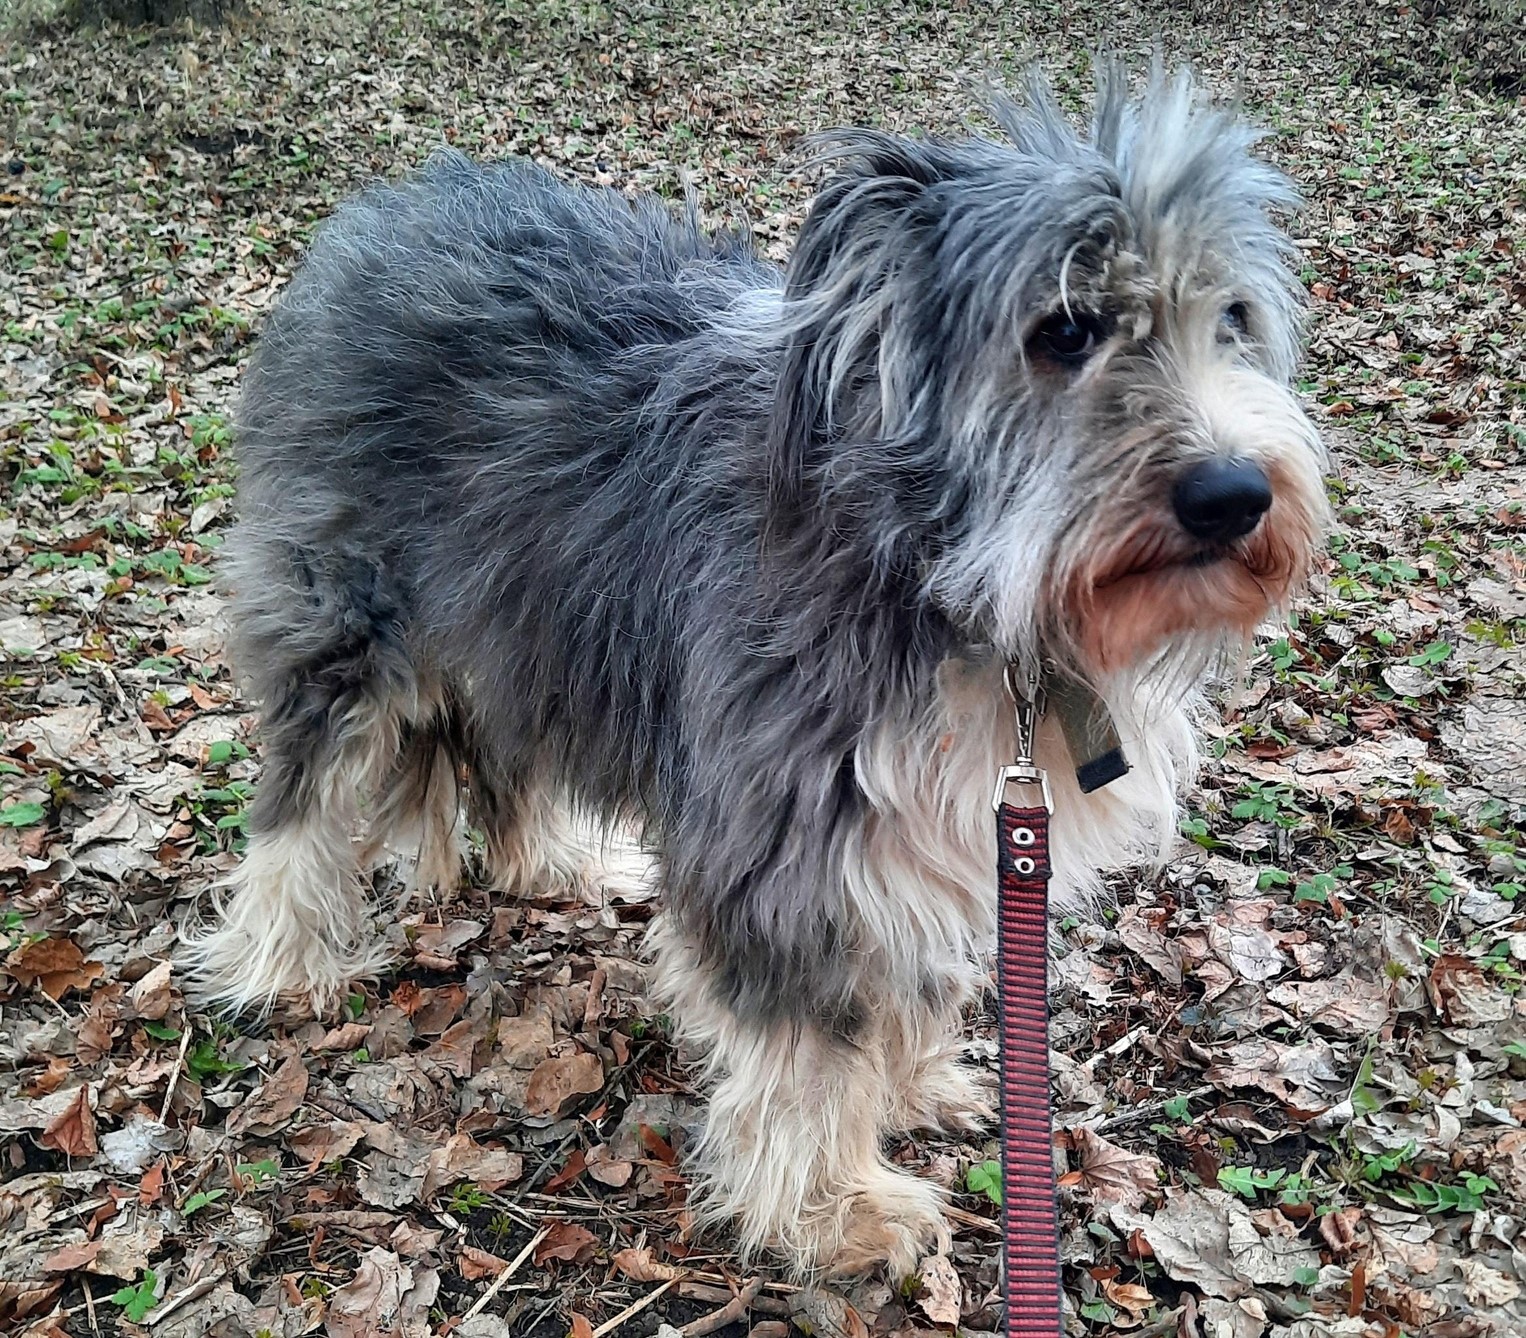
[894,1055,996,1136]
[178,894,392,1020]
[822,1168,951,1279]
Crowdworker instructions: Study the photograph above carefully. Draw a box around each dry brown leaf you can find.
[1115,905,1183,985]
[524,1051,604,1118]
[40,1085,97,1157]
[325,1247,413,1338]
[423,1018,479,1078]
[458,1245,510,1280]
[409,983,468,1036]
[128,958,173,1019]
[1267,973,1391,1036]
[4,937,104,1000]
[1427,954,1511,1026]
[234,1054,309,1134]
[915,1252,961,1326]
[568,1314,595,1338]
[139,1161,166,1207]
[1204,1037,1343,1109]
[409,919,484,969]
[611,1246,684,1282]
[1111,1189,1319,1299]
[287,1118,366,1168]
[41,1239,102,1273]
[640,1123,678,1165]
[542,1148,587,1195]
[585,1143,634,1188]
[1073,1127,1162,1210]
[1101,1278,1155,1316]
[313,1020,372,1053]
[420,1133,522,1198]
[533,1221,599,1267]
[1319,1206,1363,1255]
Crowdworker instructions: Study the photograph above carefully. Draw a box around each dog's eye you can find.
[1221,301,1251,339]
[1034,313,1103,363]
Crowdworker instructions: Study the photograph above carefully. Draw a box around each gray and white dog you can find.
[184,66,1326,1276]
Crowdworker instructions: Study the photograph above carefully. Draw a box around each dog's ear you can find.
[767,133,957,521]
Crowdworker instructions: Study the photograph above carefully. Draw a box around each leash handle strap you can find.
[996,796,1063,1336]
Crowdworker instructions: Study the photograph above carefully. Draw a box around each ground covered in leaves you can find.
[2,1,1524,1335]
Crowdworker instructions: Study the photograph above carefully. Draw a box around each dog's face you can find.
[771,68,1328,684]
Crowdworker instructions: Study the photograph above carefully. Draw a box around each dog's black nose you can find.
[1172,457,1273,544]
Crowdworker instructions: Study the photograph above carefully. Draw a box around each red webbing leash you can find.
[993,667,1063,1336]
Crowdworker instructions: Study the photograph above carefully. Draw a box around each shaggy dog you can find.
[183,65,1326,1276]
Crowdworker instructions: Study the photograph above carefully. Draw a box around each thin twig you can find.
[682,1268,801,1297]
[590,1279,677,1337]
[677,1281,789,1317]
[681,1276,763,1336]
[145,1270,227,1327]
[944,1203,1001,1235]
[460,1224,551,1321]
[1095,1084,1215,1134]
[159,1026,193,1123]
[81,1276,99,1337]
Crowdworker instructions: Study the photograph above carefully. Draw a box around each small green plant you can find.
[185,1035,246,1083]
[1394,1172,1497,1214]
[487,1211,517,1243]
[1426,870,1456,906]
[1,910,41,952]
[1295,864,1353,905]
[1179,813,1222,849]
[627,1013,672,1040]
[1358,1142,1416,1183]
[1278,1172,1319,1207]
[965,1160,1002,1207]
[183,1188,227,1216]
[1163,1095,1192,1122]
[1405,640,1452,669]
[1266,637,1299,672]
[142,1021,181,1042]
[446,1182,489,1215]
[1231,781,1303,829]
[1219,1165,1286,1200]
[204,739,250,766]
[238,1159,280,1187]
[111,1270,159,1322]
[0,801,46,828]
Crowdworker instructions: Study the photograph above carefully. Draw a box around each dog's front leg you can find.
[647,918,950,1279]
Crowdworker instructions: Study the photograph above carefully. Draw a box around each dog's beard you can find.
[1063,454,1325,677]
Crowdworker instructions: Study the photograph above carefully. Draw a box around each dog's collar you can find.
[1046,675,1129,794]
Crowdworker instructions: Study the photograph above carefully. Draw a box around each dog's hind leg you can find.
[180,546,423,1016]
[360,708,464,895]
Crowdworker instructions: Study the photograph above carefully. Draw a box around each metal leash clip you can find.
[991,662,1053,814]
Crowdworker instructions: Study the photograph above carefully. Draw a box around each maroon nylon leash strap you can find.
[995,796,1062,1336]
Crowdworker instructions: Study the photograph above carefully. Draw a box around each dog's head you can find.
[770,64,1328,685]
